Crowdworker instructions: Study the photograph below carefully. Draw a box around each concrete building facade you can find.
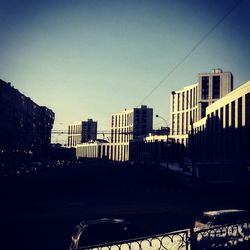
[67,119,97,148]
[111,105,153,143]
[110,105,153,161]
[82,119,98,142]
[193,80,250,163]
[0,79,55,158]
[170,69,233,146]
[76,105,153,161]
[76,140,110,159]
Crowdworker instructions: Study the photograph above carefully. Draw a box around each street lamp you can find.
[155,114,170,169]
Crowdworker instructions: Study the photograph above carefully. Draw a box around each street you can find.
[0,160,249,250]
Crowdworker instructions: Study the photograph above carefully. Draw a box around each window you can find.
[190,89,192,108]
[238,97,242,127]
[181,112,184,134]
[172,114,175,135]
[246,93,250,127]
[231,101,235,127]
[177,113,180,134]
[220,107,224,127]
[186,91,189,109]
[186,111,188,133]
[225,104,229,127]
[177,93,180,111]
[193,88,196,107]
[212,76,220,99]
[201,102,208,118]
[172,95,175,112]
[182,94,184,110]
[115,116,117,127]
[201,76,209,99]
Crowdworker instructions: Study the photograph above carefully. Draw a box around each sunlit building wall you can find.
[67,119,97,148]
[67,122,82,148]
[76,106,153,161]
[76,140,109,159]
[110,105,153,161]
[170,69,233,146]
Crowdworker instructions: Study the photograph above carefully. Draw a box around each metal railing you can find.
[193,220,250,249]
[77,228,190,250]
[76,220,250,250]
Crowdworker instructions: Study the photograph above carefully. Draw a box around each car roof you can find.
[203,209,247,217]
[79,218,127,227]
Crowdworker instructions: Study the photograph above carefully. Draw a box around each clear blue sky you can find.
[0,0,249,144]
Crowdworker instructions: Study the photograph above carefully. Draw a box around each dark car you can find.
[194,209,249,229]
[69,218,147,249]
[194,209,250,249]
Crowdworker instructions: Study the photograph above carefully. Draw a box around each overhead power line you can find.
[136,0,243,107]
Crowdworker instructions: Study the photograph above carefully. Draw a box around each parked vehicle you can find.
[194,209,250,249]
[194,209,249,229]
[69,218,147,249]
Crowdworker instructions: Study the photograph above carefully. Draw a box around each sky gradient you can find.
[0,0,250,144]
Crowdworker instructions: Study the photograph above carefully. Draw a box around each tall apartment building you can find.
[82,119,98,142]
[67,119,97,148]
[0,79,55,157]
[111,105,153,143]
[170,69,233,145]
[109,105,153,161]
[76,106,153,162]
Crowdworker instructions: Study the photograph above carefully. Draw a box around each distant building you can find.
[129,131,179,165]
[110,105,153,161]
[76,105,153,161]
[0,79,55,158]
[111,105,153,143]
[50,143,76,160]
[67,119,97,148]
[82,119,98,142]
[76,139,109,160]
[170,69,233,146]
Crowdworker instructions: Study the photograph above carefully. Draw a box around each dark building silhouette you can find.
[191,80,250,182]
[0,79,55,159]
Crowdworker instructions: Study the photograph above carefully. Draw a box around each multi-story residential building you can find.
[192,80,250,182]
[68,122,83,148]
[0,79,55,158]
[82,119,98,142]
[67,119,97,148]
[109,105,153,161]
[111,105,153,143]
[170,69,233,146]
[193,79,250,162]
[76,105,153,161]
[68,119,97,148]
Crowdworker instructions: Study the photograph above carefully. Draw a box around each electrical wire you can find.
[136,0,243,107]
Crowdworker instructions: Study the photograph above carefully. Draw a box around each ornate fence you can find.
[76,220,250,250]
[193,220,250,249]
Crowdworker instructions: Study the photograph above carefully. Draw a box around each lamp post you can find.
[155,114,170,170]
[171,91,194,175]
